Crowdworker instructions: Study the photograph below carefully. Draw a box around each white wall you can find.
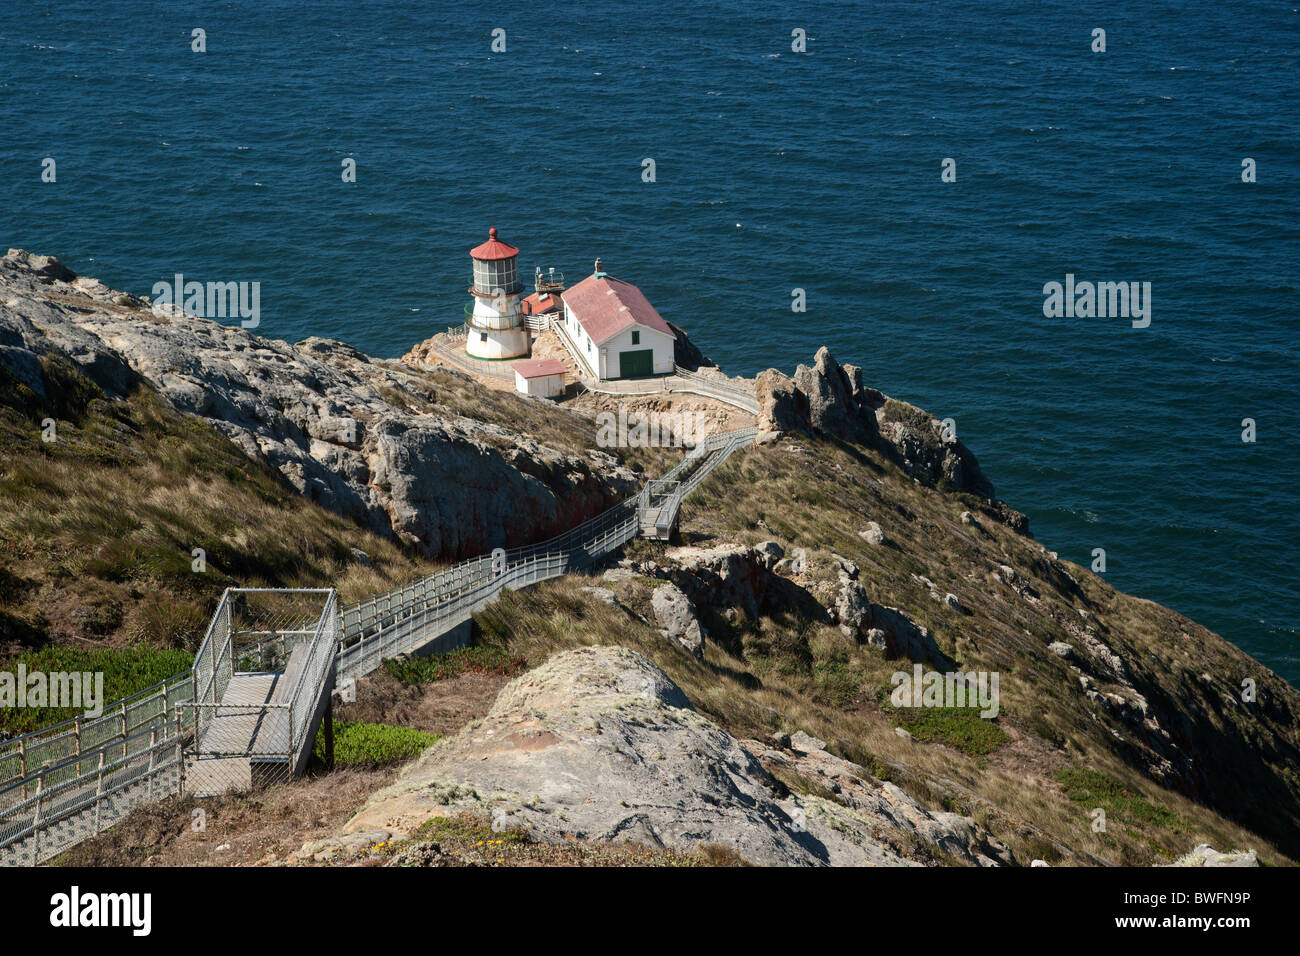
[563,305,599,377]
[562,305,675,379]
[602,324,675,377]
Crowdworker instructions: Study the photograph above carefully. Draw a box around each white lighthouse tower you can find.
[465,227,530,361]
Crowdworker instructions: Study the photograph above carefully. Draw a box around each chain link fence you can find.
[0,590,338,864]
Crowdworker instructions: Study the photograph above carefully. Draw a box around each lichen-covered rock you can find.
[747,733,1015,866]
[832,559,872,638]
[755,368,808,443]
[875,396,994,498]
[753,346,995,499]
[662,543,779,620]
[792,347,880,443]
[860,521,886,546]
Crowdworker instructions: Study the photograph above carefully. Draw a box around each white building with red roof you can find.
[559,259,676,380]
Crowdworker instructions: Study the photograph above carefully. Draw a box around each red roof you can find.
[511,358,568,379]
[560,274,676,346]
[521,291,564,315]
[470,227,519,261]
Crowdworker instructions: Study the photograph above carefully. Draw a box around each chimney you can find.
[594,258,604,277]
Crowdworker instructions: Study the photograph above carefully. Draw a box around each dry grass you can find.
[472,572,1290,867]
[0,356,431,658]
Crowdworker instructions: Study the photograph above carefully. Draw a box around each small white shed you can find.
[511,358,568,399]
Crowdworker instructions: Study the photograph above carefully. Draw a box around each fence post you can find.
[95,750,105,831]
[175,707,185,795]
[288,701,296,779]
[32,774,43,828]
[33,787,43,862]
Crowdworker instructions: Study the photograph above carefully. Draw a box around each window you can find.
[480,332,487,343]
[631,330,640,345]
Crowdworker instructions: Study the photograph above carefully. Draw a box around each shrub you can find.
[888,704,1010,756]
[314,721,439,768]
[1054,768,1183,830]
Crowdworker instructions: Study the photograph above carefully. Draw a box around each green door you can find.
[618,348,654,378]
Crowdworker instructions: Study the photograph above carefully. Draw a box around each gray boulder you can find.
[860,521,886,546]
[1167,844,1258,867]
[651,582,704,658]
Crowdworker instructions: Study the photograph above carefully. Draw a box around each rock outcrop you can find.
[1167,844,1259,867]
[755,346,995,499]
[831,559,950,664]
[792,348,882,443]
[748,732,1014,866]
[650,582,705,658]
[0,251,635,557]
[875,395,994,498]
[659,543,783,620]
[666,320,714,371]
[329,646,1011,866]
[755,368,808,443]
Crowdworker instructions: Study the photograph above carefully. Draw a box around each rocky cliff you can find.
[0,250,634,558]
[757,346,997,501]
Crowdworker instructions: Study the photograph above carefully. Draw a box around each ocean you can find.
[2,1,1297,681]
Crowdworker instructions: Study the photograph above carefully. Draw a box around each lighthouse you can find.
[465,227,530,361]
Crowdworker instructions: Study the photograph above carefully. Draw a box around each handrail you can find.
[0,671,190,757]
[430,336,517,381]
[333,425,756,682]
[284,591,338,760]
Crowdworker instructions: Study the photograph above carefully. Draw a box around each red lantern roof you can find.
[469,227,519,261]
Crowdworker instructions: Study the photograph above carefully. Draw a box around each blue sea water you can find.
[1,2,1297,681]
